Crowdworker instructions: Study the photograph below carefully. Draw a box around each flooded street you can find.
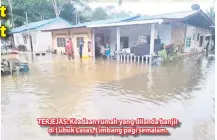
[1,53,215,140]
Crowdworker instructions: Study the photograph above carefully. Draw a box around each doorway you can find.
[120,37,129,48]
[199,36,204,47]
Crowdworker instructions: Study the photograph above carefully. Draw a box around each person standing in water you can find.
[79,41,84,59]
[105,42,111,59]
[88,41,91,57]
[65,38,74,60]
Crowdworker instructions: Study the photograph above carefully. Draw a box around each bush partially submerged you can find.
[158,44,181,62]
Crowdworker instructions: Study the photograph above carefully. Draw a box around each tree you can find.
[3,0,56,27]
[50,0,70,17]
[206,1,215,22]
[105,5,116,15]
[206,6,215,22]
[78,6,93,23]
[6,0,15,27]
[91,7,108,21]
[59,2,76,23]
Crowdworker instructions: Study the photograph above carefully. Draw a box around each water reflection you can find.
[1,53,215,140]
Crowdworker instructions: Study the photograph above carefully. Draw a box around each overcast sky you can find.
[89,2,214,15]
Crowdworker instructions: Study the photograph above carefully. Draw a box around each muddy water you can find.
[1,53,215,140]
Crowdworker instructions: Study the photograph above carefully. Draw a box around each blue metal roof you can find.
[11,17,73,33]
[129,10,199,21]
[42,16,139,31]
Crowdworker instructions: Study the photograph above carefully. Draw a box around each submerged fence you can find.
[116,54,151,65]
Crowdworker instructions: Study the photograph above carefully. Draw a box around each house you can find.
[10,17,73,54]
[42,17,138,58]
[42,9,214,59]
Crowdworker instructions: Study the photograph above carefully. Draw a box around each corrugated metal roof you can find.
[41,16,138,31]
[41,10,211,31]
[131,10,199,21]
[11,17,73,33]
[152,10,199,19]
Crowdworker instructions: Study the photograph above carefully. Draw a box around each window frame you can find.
[56,37,66,47]
[185,37,191,48]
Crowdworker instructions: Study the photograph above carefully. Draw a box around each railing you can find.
[116,53,151,65]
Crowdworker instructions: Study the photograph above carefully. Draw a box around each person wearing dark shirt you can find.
[79,41,84,59]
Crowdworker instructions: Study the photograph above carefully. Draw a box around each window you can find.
[77,37,84,47]
[56,37,66,47]
[192,34,195,40]
[120,37,129,48]
[199,36,204,47]
[23,35,27,44]
[185,37,191,48]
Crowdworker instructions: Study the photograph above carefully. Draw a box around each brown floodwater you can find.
[1,53,215,140]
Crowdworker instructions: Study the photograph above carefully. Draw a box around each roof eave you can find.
[86,19,164,28]
[182,10,215,26]
[41,26,86,32]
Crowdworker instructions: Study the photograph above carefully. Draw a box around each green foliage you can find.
[158,44,181,63]
[59,2,76,24]
[4,0,134,27]
[3,0,56,27]
[91,7,108,21]
[206,5,215,22]
[158,49,168,61]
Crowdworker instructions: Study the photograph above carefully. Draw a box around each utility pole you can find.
[76,9,78,24]
[71,0,78,24]
[7,0,15,27]
[25,12,30,51]
[75,4,78,24]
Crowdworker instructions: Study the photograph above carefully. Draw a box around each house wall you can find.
[158,23,171,45]
[185,25,206,53]
[13,33,24,46]
[52,29,69,53]
[35,31,52,52]
[171,22,186,48]
[13,32,32,51]
[13,31,52,52]
[71,28,92,58]
[171,22,206,53]
[52,27,91,58]
[107,24,171,53]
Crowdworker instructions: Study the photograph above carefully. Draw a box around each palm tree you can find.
[206,5,215,22]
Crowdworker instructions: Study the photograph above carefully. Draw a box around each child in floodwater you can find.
[65,39,74,60]
[105,42,111,59]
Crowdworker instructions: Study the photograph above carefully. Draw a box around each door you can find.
[120,37,129,48]
[199,36,204,47]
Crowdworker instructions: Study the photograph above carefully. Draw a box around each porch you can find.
[90,20,171,64]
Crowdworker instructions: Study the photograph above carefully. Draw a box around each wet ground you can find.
[1,53,215,140]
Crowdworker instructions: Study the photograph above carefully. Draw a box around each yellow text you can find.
[0,5,7,18]
[0,26,7,38]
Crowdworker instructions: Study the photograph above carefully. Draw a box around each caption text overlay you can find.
[37,118,181,136]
